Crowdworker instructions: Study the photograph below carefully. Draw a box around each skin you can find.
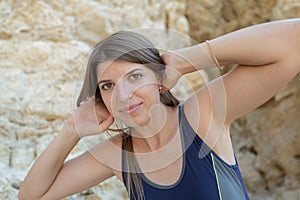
[19,19,300,200]
[96,61,170,137]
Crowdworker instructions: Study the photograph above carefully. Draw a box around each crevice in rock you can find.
[248,146,257,155]
[9,147,13,167]
[11,182,20,190]
[257,169,269,190]
[273,162,286,187]
[293,154,300,160]
[165,12,169,30]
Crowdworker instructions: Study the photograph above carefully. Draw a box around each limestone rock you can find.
[186,0,298,42]
[276,189,300,200]
[0,0,299,200]
[0,1,74,41]
[0,144,11,169]
[74,0,189,46]
[231,75,300,198]
[11,139,35,169]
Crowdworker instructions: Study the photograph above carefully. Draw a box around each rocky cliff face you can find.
[0,1,299,199]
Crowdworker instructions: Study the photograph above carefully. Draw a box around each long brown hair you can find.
[77,30,179,200]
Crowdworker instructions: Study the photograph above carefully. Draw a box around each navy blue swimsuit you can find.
[122,105,250,200]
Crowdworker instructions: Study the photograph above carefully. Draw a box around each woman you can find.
[19,19,300,200]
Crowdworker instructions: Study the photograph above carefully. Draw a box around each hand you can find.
[160,51,189,92]
[68,97,114,137]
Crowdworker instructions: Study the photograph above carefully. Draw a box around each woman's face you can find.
[97,60,161,127]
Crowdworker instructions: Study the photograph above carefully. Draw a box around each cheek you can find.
[100,93,113,113]
[139,84,160,102]
[101,92,122,118]
[137,76,159,93]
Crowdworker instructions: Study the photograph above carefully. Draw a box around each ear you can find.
[160,64,181,93]
[156,70,165,85]
[157,72,166,93]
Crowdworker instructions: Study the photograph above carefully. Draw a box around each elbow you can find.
[18,186,31,200]
[18,184,26,200]
[18,186,41,200]
[18,188,28,200]
[291,20,300,64]
[285,19,300,73]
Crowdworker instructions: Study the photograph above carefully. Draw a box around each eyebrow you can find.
[97,67,144,85]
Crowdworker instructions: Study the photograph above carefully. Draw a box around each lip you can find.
[121,103,143,115]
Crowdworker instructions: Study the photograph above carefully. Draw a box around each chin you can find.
[126,116,151,128]
[116,108,151,127]
[113,113,148,127]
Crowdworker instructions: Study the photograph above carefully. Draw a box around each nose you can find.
[114,80,132,103]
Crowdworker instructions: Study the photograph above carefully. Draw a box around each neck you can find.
[131,105,179,152]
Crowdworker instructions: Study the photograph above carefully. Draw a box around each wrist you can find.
[203,40,223,69]
[163,49,195,76]
[172,43,220,73]
[64,117,81,141]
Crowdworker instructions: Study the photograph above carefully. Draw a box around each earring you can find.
[159,84,163,92]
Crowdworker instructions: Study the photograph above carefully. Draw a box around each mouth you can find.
[121,102,143,115]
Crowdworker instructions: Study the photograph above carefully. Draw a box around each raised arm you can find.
[18,97,115,200]
[163,19,300,124]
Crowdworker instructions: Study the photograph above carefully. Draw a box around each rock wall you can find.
[0,0,299,199]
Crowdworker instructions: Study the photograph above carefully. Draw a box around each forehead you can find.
[96,61,152,81]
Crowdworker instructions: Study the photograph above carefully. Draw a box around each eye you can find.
[129,73,143,80]
[100,83,115,91]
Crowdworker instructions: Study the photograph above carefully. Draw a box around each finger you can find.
[98,115,114,132]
